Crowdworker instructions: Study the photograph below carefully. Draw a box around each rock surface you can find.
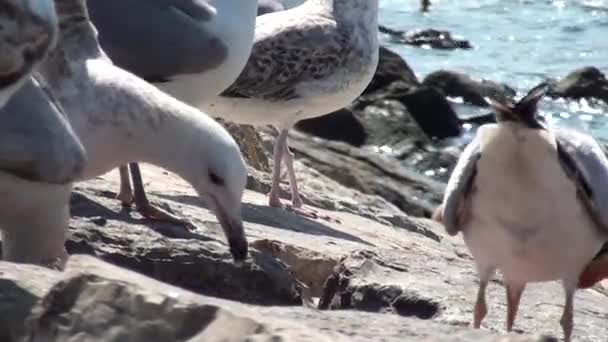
[2,156,607,341]
[422,70,516,106]
[295,108,368,147]
[4,36,608,342]
[0,255,556,342]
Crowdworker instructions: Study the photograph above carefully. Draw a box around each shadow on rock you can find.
[319,250,443,319]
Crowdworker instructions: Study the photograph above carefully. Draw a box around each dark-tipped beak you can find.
[214,201,248,262]
[227,225,248,262]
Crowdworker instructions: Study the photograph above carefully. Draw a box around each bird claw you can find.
[116,189,134,206]
[135,202,196,231]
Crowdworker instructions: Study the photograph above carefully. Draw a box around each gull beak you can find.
[213,198,248,262]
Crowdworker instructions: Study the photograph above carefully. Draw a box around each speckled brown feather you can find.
[221,14,365,102]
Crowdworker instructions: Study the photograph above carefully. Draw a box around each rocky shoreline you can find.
[3,39,608,341]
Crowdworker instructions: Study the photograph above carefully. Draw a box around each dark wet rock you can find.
[295,108,367,147]
[287,130,445,217]
[401,86,462,139]
[362,46,420,95]
[547,66,608,104]
[423,70,516,106]
[257,0,284,15]
[379,25,472,50]
[421,0,431,12]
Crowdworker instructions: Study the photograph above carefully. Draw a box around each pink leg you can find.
[473,266,494,329]
[268,129,289,207]
[505,282,525,331]
[282,142,303,208]
[116,165,134,205]
[282,142,324,220]
[129,163,195,230]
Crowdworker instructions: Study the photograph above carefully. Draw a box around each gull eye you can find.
[209,171,224,186]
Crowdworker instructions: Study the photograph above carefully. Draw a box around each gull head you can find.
[487,82,550,130]
[0,0,58,106]
[190,123,249,262]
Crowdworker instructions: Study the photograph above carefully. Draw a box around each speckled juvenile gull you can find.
[200,0,379,215]
[86,0,257,225]
[433,84,608,341]
[39,0,249,261]
[0,0,59,106]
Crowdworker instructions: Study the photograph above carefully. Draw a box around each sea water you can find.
[380,0,608,141]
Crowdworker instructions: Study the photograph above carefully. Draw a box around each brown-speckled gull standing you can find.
[201,0,379,217]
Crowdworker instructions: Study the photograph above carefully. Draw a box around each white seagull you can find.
[0,0,86,269]
[85,0,258,226]
[434,83,608,341]
[39,0,249,261]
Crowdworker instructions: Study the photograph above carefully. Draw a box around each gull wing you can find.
[441,135,481,236]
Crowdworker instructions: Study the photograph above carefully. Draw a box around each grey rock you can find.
[547,66,608,104]
[287,130,445,217]
[379,25,472,50]
[423,70,516,107]
[0,254,563,342]
[66,187,302,306]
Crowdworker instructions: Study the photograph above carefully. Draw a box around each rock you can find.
[401,86,462,139]
[219,119,270,172]
[319,250,443,319]
[352,98,428,147]
[295,108,367,147]
[362,46,419,95]
[421,0,431,12]
[379,25,472,50]
[0,255,557,342]
[317,246,608,341]
[258,0,284,15]
[0,160,604,340]
[422,70,516,106]
[66,185,302,306]
[287,130,445,217]
[547,66,608,104]
[252,239,339,297]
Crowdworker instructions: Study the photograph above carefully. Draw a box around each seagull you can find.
[0,0,59,106]
[0,0,86,269]
[86,0,258,226]
[0,77,86,269]
[200,0,379,215]
[433,83,608,341]
[39,0,249,261]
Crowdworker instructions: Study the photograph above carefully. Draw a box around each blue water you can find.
[379,0,608,141]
